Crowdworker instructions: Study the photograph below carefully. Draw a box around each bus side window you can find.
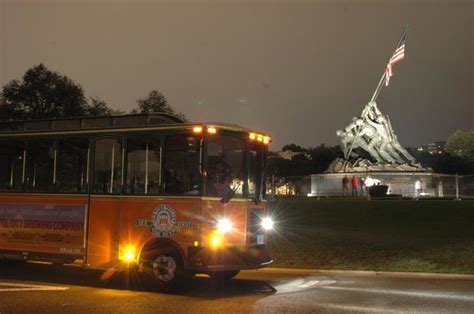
[92,138,123,194]
[126,136,160,195]
[163,134,200,195]
[0,141,25,191]
[57,138,89,193]
[26,140,55,192]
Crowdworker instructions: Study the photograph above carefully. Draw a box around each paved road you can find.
[0,262,473,313]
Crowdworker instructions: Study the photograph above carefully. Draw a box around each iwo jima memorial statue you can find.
[309,28,435,197]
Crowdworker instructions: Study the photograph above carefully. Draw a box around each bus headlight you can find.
[216,218,233,234]
[262,217,274,231]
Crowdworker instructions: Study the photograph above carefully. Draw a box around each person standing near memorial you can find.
[414,179,421,198]
[342,175,349,196]
[351,176,359,196]
[438,181,444,198]
[360,177,365,195]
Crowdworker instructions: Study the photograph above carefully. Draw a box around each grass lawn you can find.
[268,198,474,274]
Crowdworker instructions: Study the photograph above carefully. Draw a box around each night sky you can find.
[1,0,472,149]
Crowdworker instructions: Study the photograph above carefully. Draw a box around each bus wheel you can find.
[209,270,240,281]
[141,245,188,291]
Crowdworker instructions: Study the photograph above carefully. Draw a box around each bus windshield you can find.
[205,135,246,198]
[205,134,266,199]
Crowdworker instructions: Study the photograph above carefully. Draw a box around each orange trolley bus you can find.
[0,114,274,289]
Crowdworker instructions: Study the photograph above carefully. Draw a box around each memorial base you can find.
[309,170,440,198]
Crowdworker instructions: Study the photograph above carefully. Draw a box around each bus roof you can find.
[0,113,183,133]
[0,113,271,142]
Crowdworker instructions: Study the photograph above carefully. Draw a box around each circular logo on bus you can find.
[135,204,193,238]
[151,204,176,237]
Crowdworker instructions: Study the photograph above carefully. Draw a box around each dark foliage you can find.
[0,64,118,121]
[281,143,307,153]
[411,150,473,175]
[87,97,123,116]
[131,90,186,121]
[307,144,344,173]
[268,144,344,179]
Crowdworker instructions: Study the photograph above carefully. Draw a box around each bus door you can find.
[86,136,124,266]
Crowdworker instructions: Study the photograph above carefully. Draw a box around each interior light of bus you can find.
[257,135,263,142]
[207,126,217,134]
[193,126,203,133]
[119,244,137,263]
[263,136,271,144]
[249,133,256,140]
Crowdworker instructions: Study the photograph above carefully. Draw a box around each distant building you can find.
[416,145,428,153]
[428,141,446,155]
[417,141,446,155]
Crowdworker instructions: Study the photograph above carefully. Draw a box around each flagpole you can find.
[370,72,387,102]
[344,26,408,167]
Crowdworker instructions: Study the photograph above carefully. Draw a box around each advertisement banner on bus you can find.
[0,203,86,254]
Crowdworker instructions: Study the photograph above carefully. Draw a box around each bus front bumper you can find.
[187,244,273,272]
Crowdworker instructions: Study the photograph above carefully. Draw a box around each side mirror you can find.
[220,183,240,204]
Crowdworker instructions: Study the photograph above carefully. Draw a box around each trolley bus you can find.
[0,113,273,289]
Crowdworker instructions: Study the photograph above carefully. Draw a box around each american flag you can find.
[385,33,406,86]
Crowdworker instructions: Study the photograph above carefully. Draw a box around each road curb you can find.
[256,267,474,280]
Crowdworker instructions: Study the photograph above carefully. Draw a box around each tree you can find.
[308,144,344,173]
[410,148,473,175]
[86,97,123,116]
[281,144,307,153]
[446,130,474,162]
[0,64,118,121]
[268,144,344,179]
[0,94,6,118]
[131,90,186,121]
[1,64,87,120]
